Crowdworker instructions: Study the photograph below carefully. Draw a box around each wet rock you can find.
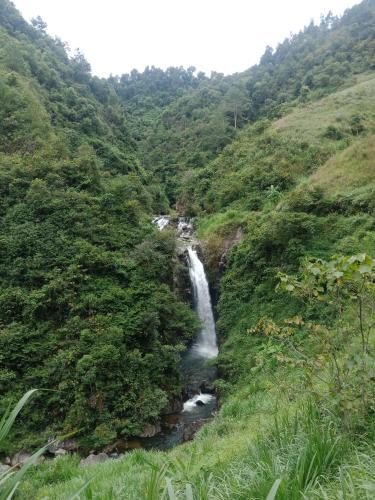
[185,388,200,399]
[195,400,205,407]
[200,381,216,394]
[104,439,141,454]
[183,420,207,442]
[177,218,194,238]
[162,414,182,430]
[140,423,162,438]
[219,227,244,272]
[79,452,109,468]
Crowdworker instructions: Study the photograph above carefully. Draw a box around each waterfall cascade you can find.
[145,216,218,447]
[187,247,218,359]
[153,215,170,230]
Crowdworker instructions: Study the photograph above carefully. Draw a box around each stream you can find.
[141,216,218,449]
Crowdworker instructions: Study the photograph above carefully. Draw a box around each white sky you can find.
[12,0,361,77]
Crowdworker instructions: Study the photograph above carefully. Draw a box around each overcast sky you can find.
[13,0,361,77]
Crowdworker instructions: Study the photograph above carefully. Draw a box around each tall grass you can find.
[128,401,350,499]
[212,402,349,499]
[0,390,46,500]
[309,446,375,499]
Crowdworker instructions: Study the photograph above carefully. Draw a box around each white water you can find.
[187,247,219,359]
[182,392,214,412]
[153,216,218,417]
[153,215,170,230]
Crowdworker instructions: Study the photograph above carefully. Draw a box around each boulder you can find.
[11,451,32,466]
[47,438,77,454]
[0,464,10,474]
[162,414,182,429]
[195,400,205,407]
[79,452,109,468]
[54,448,67,456]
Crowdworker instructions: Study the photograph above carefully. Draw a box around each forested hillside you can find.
[114,0,375,202]
[2,0,375,498]
[0,0,196,453]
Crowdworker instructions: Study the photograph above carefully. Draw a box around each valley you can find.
[0,0,375,498]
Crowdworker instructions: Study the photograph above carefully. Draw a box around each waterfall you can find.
[153,215,170,230]
[187,247,218,359]
[149,215,218,434]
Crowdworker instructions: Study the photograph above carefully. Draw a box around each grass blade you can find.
[186,483,194,500]
[166,478,177,500]
[0,390,37,443]
[266,478,282,500]
[67,477,94,500]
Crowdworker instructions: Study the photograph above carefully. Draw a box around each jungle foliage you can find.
[0,0,196,452]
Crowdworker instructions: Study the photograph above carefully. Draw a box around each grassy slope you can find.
[273,74,375,143]
[309,134,375,195]
[21,76,375,498]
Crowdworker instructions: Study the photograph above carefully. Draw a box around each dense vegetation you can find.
[1,0,375,498]
[0,0,196,453]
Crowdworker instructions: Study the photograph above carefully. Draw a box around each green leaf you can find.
[0,390,37,443]
[185,483,194,500]
[166,478,177,500]
[332,271,344,279]
[358,265,372,274]
[310,267,321,276]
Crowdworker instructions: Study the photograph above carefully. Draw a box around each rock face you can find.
[79,452,109,468]
[163,397,184,415]
[218,227,244,271]
[140,423,162,438]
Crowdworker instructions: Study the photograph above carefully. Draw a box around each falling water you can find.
[153,215,170,230]
[187,247,218,359]
[142,216,218,448]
